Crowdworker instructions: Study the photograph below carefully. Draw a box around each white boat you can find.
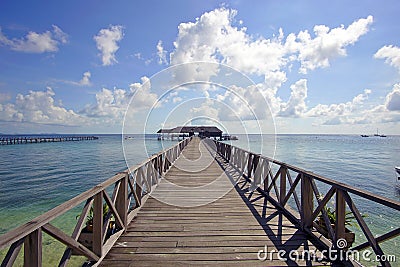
[395,166,400,176]
[374,128,386,137]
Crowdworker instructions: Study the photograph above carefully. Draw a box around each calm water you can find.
[0,134,399,265]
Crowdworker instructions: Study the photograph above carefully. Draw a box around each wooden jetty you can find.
[0,136,98,145]
[1,137,399,266]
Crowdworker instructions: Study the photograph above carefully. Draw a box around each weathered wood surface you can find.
[100,138,329,266]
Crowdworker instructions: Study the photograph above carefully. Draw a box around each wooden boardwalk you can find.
[100,137,329,266]
[2,136,399,266]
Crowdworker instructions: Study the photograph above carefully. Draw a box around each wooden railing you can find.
[213,140,400,267]
[0,137,191,266]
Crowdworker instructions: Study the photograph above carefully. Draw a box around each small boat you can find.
[395,166,400,176]
[361,135,369,137]
[374,128,386,137]
[124,136,134,140]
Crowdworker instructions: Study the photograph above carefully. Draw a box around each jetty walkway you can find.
[0,136,98,145]
[100,137,325,266]
[1,137,399,266]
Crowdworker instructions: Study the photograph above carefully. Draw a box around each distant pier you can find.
[157,125,238,141]
[0,136,99,145]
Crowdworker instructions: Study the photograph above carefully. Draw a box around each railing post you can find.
[116,173,128,231]
[335,189,346,246]
[92,191,103,257]
[148,160,155,187]
[253,155,261,185]
[164,151,170,171]
[263,161,269,193]
[153,157,158,178]
[234,148,238,167]
[157,155,162,175]
[135,172,142,207]
[280,166,287,205]
[24,229,42,267]
[247,153,253,179]
[301,174,313,230]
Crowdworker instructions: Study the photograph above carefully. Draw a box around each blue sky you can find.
[0,0,400,134]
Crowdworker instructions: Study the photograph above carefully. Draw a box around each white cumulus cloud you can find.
[336,85,400,125]
[61,71,92,86]
[306,89,371,124]
[0,25,68,53]
[374,45,400,72]
[294,16,373,74]
[161,7,375,126]
[168,7,373,77]
[94,25,124,66]
[82,76,158,124]
[83,88,128,118]
[157,40,168,65]
[170,8,287,76]
[79,71,92,86]
[0,88,84,125]
[385,83,400,111]
[279,79,308,117]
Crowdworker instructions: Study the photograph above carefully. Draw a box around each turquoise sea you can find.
[0,134,399,265]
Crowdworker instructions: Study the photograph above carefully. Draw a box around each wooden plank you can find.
[116,234,309,243]
[41,223,99,261]
[93,191,104,257]
[99,260,328,267]
[121,230,295,237]
[283,172,301,211]
[103,191,124,230]
[1,238,24,267]
[280,166,287,204]
[24,229,42,267]
[335,189,346,245]
[115,172,128,231]
[59,198,94,267]
[301,174,313,230]
[343,191,389,267]
[102,252,325,262]
[353,227,400,251]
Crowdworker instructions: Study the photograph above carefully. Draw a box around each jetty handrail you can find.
[213,140,400,267]
[0,137,191,266]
